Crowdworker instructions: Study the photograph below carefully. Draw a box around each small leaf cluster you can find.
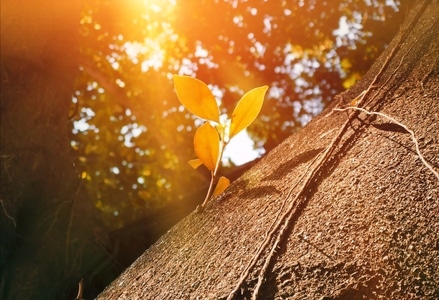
[173,75,268,210]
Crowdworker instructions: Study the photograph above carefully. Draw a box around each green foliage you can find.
[173,75,267,208]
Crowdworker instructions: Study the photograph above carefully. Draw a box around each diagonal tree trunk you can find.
[98,0,439,298]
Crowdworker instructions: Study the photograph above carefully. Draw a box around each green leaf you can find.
[173,75,220,122]
[213,176,230,196]
[188,158,203,169]
[229,85,268,138]
[194,122,220,172]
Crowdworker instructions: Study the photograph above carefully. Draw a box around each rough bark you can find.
[98,0,439,299]
[1,2,111,299]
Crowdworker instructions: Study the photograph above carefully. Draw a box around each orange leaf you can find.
[173,75,220,122]
[213,176,230,196]
[229,85,268,138]
[188,158,203,169]
[194,122,220,172]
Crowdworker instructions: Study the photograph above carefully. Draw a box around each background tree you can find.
[1,1,112,299]
[97,0,438,298]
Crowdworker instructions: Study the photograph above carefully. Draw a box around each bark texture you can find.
[98,0,439,299]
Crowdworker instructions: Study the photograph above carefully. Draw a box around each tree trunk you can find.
[1,2,111,299]
[98,0,439,299]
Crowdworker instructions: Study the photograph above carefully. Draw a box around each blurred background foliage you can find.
[70,0,408,229]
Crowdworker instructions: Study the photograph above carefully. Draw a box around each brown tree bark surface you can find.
[98,0,439,299]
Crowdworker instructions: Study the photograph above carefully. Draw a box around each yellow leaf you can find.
[342,72,362,89]
[213,176,230,196]
[340,58,352,70]
[194,123,220,172]
[188,158,203,169]
[229,85,268,138]
[173,75,220,122]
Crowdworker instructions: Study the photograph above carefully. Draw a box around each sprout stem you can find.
[199,139,227,210]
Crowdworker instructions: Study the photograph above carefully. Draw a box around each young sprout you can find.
[173,75,268,211]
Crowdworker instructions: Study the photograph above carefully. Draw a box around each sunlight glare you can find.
[223,130,265,166]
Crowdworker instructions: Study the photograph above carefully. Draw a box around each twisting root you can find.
[334,106,439,181]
